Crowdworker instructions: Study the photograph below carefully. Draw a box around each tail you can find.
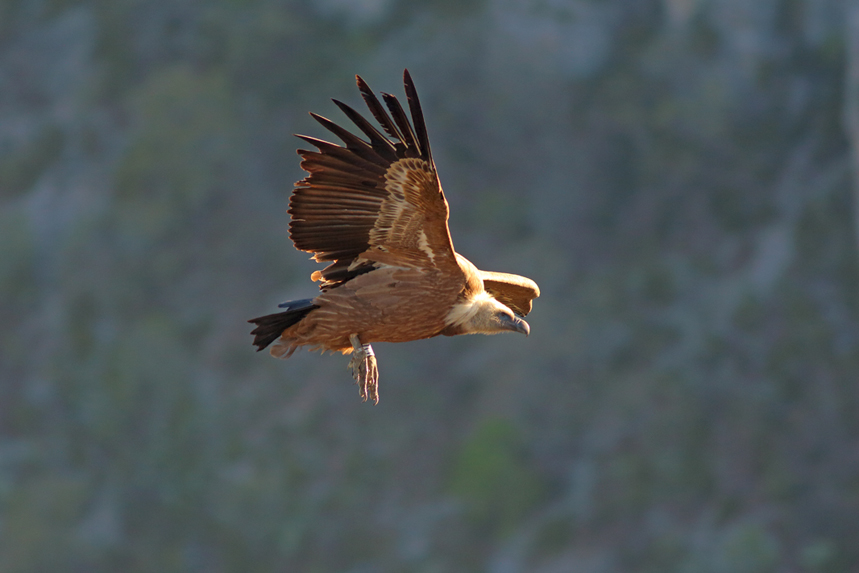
[248,298,318,352]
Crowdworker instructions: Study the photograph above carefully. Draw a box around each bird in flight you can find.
[249,70,539,404]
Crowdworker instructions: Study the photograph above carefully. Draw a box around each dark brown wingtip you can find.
[380,91,418,152]
[356,74,404,142]
[356,75,376,105]
[331,98,398,158]
[401,68,431,164]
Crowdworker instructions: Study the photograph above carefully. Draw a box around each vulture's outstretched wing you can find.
[288,70,458,290]
[478,271,540,317]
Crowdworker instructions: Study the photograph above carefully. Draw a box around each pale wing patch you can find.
[417,230,435,263]
[369,157,441,265]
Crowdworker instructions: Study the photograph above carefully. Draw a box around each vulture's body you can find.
[249,70,539,403]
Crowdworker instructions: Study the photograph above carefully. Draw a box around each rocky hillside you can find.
[1,0,858,571]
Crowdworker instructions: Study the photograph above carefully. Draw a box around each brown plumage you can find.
[249,70,540,403]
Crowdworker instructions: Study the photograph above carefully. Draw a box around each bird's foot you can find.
[348,333,379,404]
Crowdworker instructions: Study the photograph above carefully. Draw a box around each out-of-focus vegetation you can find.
[1,0,858,571]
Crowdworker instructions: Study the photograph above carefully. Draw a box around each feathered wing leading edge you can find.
[249,70,540,404]
[478,271,540,317]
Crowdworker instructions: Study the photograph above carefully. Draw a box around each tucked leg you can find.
[348,333,379,404]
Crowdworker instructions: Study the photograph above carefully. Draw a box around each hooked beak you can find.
[501,314,530,336]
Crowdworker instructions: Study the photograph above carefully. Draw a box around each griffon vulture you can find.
[249,70,539,403]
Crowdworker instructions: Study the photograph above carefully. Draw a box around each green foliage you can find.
[114,66,238,241]
[0,125,64,198]
[448,418,545,536]
[801,539,840,572]
[0,206,35,299]
[715,522,781,573]
[0,475,92,573]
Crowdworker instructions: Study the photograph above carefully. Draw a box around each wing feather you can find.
[381,93,419,156]
[357,76,404,142]
[308,113,392,167]
[331,99,398,157]
[296,136,390,172]
[479,271,540,317]
[288,70,459,288]
[404,69,432,164]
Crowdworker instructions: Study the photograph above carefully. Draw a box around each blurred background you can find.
[2,0,859,571]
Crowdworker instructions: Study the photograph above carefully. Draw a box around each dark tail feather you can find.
[248,299,318,351]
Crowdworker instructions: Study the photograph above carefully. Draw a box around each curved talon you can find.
[348,334,380,404]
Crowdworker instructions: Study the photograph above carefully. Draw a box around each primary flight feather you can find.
[249,70,540,403]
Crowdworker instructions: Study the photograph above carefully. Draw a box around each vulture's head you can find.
[445,292,530,336]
